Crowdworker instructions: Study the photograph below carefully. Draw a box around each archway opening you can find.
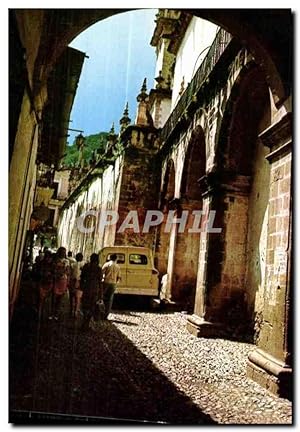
[171,127,206,310]
[205,64,271,340]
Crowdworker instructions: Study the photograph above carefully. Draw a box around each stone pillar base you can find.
[161,299,182,312]
[247,348,292,400]
[187,314,226,338]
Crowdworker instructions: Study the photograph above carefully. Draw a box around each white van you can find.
[99,246,159,297]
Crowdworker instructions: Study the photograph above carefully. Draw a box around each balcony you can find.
[160,28,235,146]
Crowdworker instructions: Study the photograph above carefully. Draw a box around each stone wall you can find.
[171,17,218,109]
[9,90,39,312]
[259,146,291,361]
[58,156,123,260]
[245,135,271,341]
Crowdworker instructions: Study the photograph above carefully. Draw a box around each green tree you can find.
[63,132,108,167]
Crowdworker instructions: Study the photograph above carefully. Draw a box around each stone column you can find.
[187,171,252,338]
[172,198,201,308]
[165,222,178,300]
[159,199,182,302]
[192,194,212,319]
[247,112,292,398]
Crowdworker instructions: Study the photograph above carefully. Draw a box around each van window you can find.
[107,253,125,264]
[129,254,148,265]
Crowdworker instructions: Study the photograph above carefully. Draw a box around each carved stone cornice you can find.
[168,13,193,55]
[221,174,251,196]
[148,88,172,111]
[259,112,292,161]
[198,171,251,197]
[150,10,181,47]
[150,10,192,56]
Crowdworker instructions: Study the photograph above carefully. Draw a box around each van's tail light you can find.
[152,269,159,275]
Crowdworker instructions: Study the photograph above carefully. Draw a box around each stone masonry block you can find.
[275,197,283,215]
[269,199,276,217]
[276,217,283,232]
[267,249,274,263]
[270,182,279,199]
[284,160,291,177]
[279,178,290,195]
[274,233,283,249]
[268,217,277,234]
[282,215,290,232]
[283,195,290,211]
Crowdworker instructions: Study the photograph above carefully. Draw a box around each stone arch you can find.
[180,126,206,200]
[171,126,206,310]
[214,61,271,174]
[20,9,290,106]
[161,158,176,205]
[200,63,271,339]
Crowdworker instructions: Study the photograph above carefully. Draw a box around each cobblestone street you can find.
[9,295,292,425]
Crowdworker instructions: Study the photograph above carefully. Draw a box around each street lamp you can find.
[75,133,85,168]
[75,133,85,150]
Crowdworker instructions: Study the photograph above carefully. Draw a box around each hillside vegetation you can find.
[63,132,108,167]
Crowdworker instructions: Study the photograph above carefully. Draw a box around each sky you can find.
[68,9,157,145]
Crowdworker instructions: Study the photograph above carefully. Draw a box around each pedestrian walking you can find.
[37,250,53,309]
[49,246,70,321]
[102,253,121,320]
[38,246,48,262]
[69,252,84,318]
[80,253,103,330]
[67,251,76,265]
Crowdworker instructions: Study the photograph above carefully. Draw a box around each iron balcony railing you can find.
[160,28,233,144]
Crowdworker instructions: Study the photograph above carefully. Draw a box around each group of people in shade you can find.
[33,246,121,330]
